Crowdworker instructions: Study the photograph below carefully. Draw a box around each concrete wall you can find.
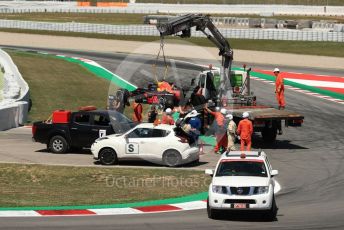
[0,49,29,131]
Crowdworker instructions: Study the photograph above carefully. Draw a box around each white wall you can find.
[0,49,29,131]
[0,20,343,42]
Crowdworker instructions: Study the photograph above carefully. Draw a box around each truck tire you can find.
[262,126,277,143]
[163,150,182,167]
[99,148,118,165]
[49,135,69,153]
[264,196,278,221]
[207,199,218,219]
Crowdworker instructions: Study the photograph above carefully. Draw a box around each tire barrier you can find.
[0,49,29,131]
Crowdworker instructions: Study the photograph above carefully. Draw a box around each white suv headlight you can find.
[212,185,227,194]
[256,186,269,194]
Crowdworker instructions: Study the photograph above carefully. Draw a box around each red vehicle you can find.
[111,82,183,110]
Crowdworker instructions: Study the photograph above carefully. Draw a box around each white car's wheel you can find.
[49,135,69,153]
[99,148,118,165]
[163,150,182,167]
[264,196,278,221]
[207,199,218,219]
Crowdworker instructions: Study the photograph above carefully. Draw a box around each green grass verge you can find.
[0,13,146,25]
[0,163,210,208]
[5,50,166,124]
[2,28,344,57]
[134,0,344,5]
[6,50,111,122]
[79,0,343,5]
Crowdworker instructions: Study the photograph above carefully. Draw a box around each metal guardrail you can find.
[0,20,343,42]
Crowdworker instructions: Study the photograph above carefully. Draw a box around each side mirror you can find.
[205,169,214,177]
[271,170,279,177]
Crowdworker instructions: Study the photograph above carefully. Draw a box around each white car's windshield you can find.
[216,160,267,177]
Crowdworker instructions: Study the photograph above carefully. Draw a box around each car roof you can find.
[134,123,175,130]
[219,151,267,161]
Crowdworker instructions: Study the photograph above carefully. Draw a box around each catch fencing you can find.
[0,20,343,42]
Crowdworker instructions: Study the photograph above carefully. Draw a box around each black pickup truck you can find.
[32,110,135,153]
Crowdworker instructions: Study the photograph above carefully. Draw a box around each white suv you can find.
[205,151,278,220]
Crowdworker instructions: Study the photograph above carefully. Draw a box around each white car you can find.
[91,123,199,167]
[205,151,278,220]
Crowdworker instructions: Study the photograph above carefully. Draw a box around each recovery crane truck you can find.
[156,14,304,143]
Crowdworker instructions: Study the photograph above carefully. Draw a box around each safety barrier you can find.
[312,22,336,30]
[0,49,29,131]
[0,20,343,42]
[96,2,128,7]
[77,2,91,7]
[212,17,250,28]
[0,2,343,16]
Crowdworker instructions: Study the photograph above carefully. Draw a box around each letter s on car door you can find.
[125,128,152,156]
[126,143,139,154]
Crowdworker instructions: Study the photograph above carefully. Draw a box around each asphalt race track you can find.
[0,48,344,229]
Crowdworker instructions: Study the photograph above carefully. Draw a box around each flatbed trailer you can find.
[230,105,304,143]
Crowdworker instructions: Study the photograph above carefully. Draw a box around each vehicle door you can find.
[265,156,276,186]
[124,128,152,158]
[90,113,113,144]
[139,128,170,159]
[70,112,92,147]
[124,128,169,159]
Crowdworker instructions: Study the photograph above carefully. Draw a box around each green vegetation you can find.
[76,0,344,5]
[0,163,209,207]
[0,13,146,25]
[6,50,156,123]
[2,28,344,57]
[136,0,343,5]
[6,50,111,122]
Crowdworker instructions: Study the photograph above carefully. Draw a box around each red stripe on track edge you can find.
[36,209,96,216]
[134,205,182,213]
[254,69,344,83]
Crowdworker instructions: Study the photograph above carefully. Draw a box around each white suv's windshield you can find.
[216,160,268,177]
